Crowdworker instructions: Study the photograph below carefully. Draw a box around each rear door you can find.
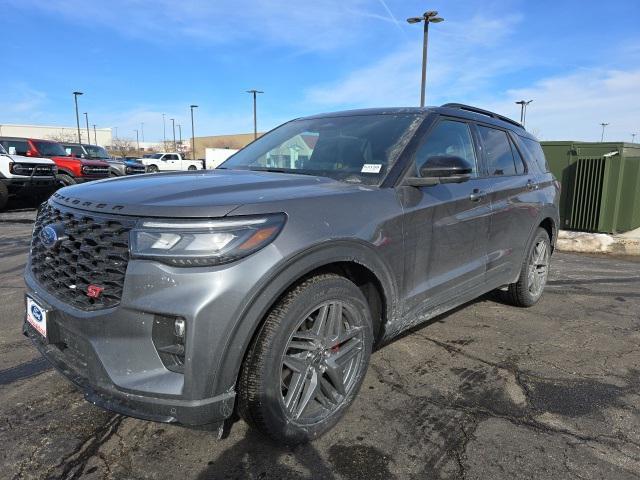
[476,124,539,286]
[400,117,493,317]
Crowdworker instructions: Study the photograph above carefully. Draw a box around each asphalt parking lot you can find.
[1,202,639,480]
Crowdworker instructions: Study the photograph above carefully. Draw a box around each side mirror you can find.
[404,155,472,187]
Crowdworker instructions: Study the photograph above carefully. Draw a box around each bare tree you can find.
[110,137,136,158]
[46,130,78,143]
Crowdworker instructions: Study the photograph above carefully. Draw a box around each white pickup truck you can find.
[139,153,203,173]
[0,143,57,210]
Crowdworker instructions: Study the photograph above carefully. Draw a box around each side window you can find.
[3,140,29,156]
[520,137,549,173]
[166,154,178,160]
[414,120,477,177]
[510,140,526,175]
[477,126,517,176]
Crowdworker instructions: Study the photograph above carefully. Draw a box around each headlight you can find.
[52,166,58,175]
[8,162,16,174]
[130,214,286,266]
[125,166,132,174]
[81,165,89,174]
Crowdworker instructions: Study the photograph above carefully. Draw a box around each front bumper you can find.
[22,243,279,426]
[3,177,56,193]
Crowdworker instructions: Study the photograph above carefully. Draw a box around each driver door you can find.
[399,118,492,317]
[163,154,179,170]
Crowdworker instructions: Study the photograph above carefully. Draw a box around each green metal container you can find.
[541,141,640,233]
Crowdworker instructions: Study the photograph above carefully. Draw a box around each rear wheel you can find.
[506,228,551,307]
[0,182,8,211]
[238,274,373,444]
[147,164,158,173]
[188,165,197,171]
[56,174,76,188]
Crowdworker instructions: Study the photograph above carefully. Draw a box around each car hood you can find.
[50,169,374,217]
[5,154,55,165]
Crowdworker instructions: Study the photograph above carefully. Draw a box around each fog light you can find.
[174,319,185,338]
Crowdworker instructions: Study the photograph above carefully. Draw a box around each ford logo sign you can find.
[30,305,43,322]
[39,224,66,249]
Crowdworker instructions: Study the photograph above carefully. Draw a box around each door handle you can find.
[469,189,486,202]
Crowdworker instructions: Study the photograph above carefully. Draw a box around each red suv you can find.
[0,137,110,186]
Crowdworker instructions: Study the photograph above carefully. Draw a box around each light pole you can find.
[178,124,182,147]
[84,112,90,145]
[141,122,145,143]
[93,124,97,145]
[515,100,533,126]
[407,11,444,107]
[631,133,636,144]
[246,90,264,139]
[600,123,609,142]
[162,113,166,148]
[114,126,118,139]
[73,92,83,143]
[190,105,198,160]
[170,118,176,151]
[134,129,140,151]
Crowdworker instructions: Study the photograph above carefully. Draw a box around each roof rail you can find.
[441,103,523,129]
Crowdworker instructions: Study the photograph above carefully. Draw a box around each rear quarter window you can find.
[519,137,549,173]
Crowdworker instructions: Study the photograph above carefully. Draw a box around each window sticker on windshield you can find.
[361,164,382,173]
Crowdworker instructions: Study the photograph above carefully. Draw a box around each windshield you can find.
[33,141,68,157]
[219,114,423,185]
[84,145,110,159]
[150,153,163,159]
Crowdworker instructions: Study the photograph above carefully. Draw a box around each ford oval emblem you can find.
[40,224,65,249]
[30,305,43,322]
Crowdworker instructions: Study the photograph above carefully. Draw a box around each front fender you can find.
[210,240,399,396]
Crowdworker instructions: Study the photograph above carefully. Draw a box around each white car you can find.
[140,153,203,173]
[0,143,57,210]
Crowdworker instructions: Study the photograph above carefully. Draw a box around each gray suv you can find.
[24,104,559,444]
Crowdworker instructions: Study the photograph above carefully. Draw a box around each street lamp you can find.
[600,123,609,142]
[177,124,182,148]
[190,105,198,160]
[93,124,97,145]
[170,118,176,151]
[515,100,533,126]
[73,91,83,143]
[407,11,444,107]
[84,112,90,145]
[134,129,140,151]
[246,90,264,139]
[141,122,145,143]
[631,133,636,144]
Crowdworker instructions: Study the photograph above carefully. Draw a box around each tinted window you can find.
[165,154,178,160]
[520,137,549,172]
[33,141,68,157]
[510,140,526,175]
[414,120,477,176]
[84,145,110,159]
[1,140,29,156]
[221,114,422,185]
[478,126,517,176]
[64,145,85,157]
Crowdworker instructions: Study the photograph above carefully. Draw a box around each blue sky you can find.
[2,0,639,142]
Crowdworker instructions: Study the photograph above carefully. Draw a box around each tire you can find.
[188,165,197,171]
[56,174,76,188]
[147,165,158,173]
[0,182,8,211]
[238,274,373,444]
[506,228,551,307]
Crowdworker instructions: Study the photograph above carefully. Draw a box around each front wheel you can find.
[238,274,373,444]
[56,174,76,188]
[506,228,551,307]
[147,164,158,173]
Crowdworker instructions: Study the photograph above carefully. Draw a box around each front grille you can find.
[30,203,133,311]
[83,166,110,175]
[12,163,55,176]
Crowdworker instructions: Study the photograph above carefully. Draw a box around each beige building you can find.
[0,123,113,146]
[193,132,264,159]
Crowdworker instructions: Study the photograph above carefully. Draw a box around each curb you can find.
[556,230,640,256]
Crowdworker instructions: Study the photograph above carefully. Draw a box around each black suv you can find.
[24,104,559,444]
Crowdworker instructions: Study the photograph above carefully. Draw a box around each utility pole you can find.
[162,113,166,148]
[178,124,182,147]
[84,113,90,145]
[134,129,140,152]
[141,122,145,143]
[73,91,83,144]
[600,123,609,142]
[515,100,533,126]
[170,118,176,151]
[190,105,198,160]
[246,90,264,139]
[93,124,97,145]
[632,133,636,144]
[114,126,118,139]
[407,11,444,107]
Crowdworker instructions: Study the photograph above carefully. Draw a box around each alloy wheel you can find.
[527,239,549,298]
[280,301,364,425]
